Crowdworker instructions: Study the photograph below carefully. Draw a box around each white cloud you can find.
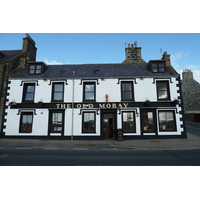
[171,52,200,83]
[191,70,200,83]
[171,52,190,62]
[44,58,63,65]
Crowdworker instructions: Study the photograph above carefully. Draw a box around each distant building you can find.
[1,38,186,139]
[0,34,37,129]
[181,69,200,122]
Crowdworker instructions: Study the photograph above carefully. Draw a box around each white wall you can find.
[4,77,183,137]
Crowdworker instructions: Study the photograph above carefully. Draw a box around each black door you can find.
[141,109,157,135]
[48,110,65,136]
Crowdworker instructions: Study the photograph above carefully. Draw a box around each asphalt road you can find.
[0,121,200,166]
[0,144,200,166]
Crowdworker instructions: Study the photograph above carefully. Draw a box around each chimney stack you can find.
[162,51,171,67]
[22,34,37,61]
[122,42,146,64]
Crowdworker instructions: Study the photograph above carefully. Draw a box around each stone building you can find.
[0,34,37,128]
[181,69,200,122]
[1,41,186,139]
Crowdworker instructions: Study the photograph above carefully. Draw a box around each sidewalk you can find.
[0,132,200,150]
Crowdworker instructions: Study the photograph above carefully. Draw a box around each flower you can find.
[174,99,180,105]
[142,99,151,106]
[9,101,17,106]
[37,101,44,107]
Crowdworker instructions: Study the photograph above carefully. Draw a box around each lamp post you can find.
[71,71,75,140]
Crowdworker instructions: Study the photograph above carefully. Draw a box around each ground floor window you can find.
[19,112,33,133]
[158,110,176,131]
[49,111,64,133]
[82,112,96,133]
[122,111,136,132]
[141,111,155,133]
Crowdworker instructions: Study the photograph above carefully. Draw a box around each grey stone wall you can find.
[181,69,200,113]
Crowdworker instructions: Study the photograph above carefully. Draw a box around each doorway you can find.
[140,109,157,135]
[102,111,116,139]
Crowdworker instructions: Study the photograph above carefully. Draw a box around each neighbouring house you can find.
[1,39,186,139]
[181,69,200,122]
[0,34,37,130]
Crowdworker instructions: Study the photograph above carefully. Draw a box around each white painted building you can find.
[1,44,187,139]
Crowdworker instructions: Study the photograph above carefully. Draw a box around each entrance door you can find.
[102,113,115,139]
[48,110,65,136]
[141,110,157,135]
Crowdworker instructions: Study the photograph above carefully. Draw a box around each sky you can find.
[1,33,200,82]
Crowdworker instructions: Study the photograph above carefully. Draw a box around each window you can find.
[121,81,134,101]
[50,111,64,133]
[82,112,95,133]
[83,82,95,101]
[156,81,170,100]
[52,83,64,102]
[19,112,33,133]
[122,111,136,132]
[141,111,155,133]
[150,62,166,73]
[29,65,42,74]
[158,111,176,131]
[22,83,35,102]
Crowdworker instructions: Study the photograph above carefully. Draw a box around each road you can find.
[0,144,200,166]
[0,121,200,166]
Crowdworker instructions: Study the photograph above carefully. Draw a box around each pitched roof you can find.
[11,63,179,80]
[0,50,22,62]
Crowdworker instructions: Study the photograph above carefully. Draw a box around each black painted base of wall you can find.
[0,134,187,140]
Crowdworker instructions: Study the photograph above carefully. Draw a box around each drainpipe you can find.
[71,71,75,140]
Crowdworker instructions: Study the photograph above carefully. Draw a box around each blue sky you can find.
[1,33,200,82]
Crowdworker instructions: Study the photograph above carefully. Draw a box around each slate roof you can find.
[0,50,22,62]
[11,63,179,79]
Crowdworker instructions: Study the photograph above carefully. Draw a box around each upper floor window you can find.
[29,65,42,74]
[156,81,170,100]
[52,82,64,102]
[121,81,134,101]
[83,82,95,101]
[22,83,35,102]
[150,61,166,73]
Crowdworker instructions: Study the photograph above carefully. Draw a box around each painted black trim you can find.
[10,101,178,109]
[20,80,39,86]
[117,78,137,84]
[17,109,37,115]
[79,109,99,115]
[0,78,10,137]
[79,79,99,85]
[153,78,173,84]
[1,134,187,140]
[177,76,187,138]
[48,79,68,85]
